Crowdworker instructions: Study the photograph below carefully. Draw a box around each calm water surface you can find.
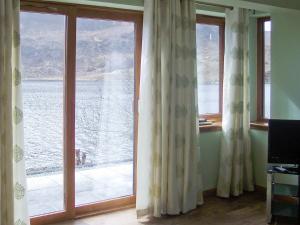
[23,81,270,175]
[23,79,133,175]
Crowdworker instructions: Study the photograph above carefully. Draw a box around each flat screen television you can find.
[268,119,300,164]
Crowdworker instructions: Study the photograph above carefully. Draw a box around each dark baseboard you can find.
[255,185,266,194]
[203,188,217,197]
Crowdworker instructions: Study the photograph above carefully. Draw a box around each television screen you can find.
[268,119,300,164]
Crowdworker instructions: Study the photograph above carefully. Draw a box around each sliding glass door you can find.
[75,18,135,206]
[20,2,142,223]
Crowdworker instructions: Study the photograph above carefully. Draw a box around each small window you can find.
[196,15,224,121]
[257,18,271,120]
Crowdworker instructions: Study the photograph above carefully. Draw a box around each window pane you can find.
[196,24,220,115]
[21,12,65,216]
[75,18,134,206]
[264,21,271,119]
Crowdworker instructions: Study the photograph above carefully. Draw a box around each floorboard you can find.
[51,191,298,225]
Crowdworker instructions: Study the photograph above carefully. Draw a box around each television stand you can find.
[274,165,299,174]
[267,165,299,224]
[284,166,299,173]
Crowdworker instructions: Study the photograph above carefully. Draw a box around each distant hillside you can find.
[196,24,220,84]
[20,12,135,80]
[264,31,271,83]
[21,12,270,83]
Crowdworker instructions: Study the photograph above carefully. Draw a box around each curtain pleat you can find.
[136,0,203,218]
[217,8,254,198]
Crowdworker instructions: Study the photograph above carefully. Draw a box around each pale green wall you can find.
[198,0,300,13]
[250,11,300,188]
[200,129,269,190]
[200,131,221,191]
[44,0,144,10]
[200,129,269,189]
[251,130,268,187]
[271,12,300,119]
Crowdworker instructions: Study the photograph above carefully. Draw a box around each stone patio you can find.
[27,162,133,216]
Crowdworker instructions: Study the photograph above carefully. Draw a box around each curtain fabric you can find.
[136,0,203,218]
[0,0,30,224]
[217,8,254,198]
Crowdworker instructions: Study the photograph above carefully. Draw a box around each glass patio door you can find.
[74,16,136,206]
[21,2,141,223]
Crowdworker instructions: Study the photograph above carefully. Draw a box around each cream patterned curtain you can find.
[217,8,254,198]
[136,0,203,218]
[0,0,30,224]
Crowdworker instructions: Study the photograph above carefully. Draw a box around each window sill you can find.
[250,121,268,131]
[199,121,268,132]
[199,121,222,132]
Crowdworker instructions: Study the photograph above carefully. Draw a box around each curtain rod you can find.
[195,1,234,10]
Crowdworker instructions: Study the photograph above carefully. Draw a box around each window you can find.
[21,1,142,223]
[196,15,225,121]
[257,17,271,120]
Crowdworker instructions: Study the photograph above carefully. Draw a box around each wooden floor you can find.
[51,191,298,225]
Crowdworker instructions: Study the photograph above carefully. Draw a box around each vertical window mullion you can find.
[133,16,143,196]
[219,22,225,116]
[257,18,264,121]
[64,7,77,218]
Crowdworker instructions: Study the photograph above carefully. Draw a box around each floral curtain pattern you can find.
[136,0,203,218]
[0,0,30,224]
[217,8,254,198]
